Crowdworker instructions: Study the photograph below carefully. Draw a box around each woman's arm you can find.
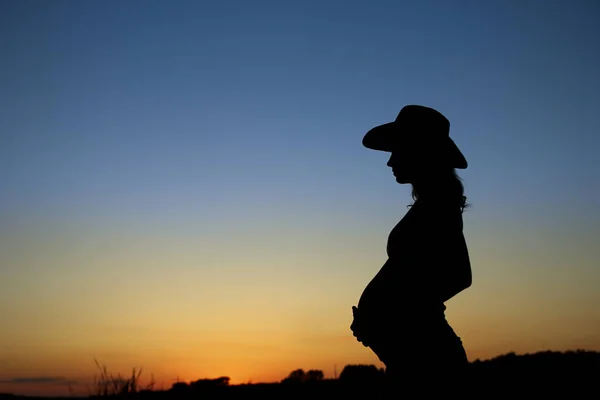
[401,227,472,304]
[435,233,472,302]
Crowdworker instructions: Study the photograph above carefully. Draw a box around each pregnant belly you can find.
[357,261,402,312]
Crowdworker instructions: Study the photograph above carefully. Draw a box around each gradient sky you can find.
[1,0,599,396]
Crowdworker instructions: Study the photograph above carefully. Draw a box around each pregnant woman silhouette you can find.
[351,105,473,396]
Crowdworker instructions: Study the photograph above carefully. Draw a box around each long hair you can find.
[409,169,468,212]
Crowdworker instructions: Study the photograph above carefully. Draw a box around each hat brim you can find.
[362,122,468,169]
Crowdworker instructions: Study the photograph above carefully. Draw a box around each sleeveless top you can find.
[357,198,468,324]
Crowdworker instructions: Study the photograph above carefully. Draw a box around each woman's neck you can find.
[411,181,461,206]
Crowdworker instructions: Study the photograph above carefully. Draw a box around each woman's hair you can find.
[409,169,469,212]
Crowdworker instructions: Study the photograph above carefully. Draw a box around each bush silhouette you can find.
[339,364,385,385]
[281,368,325,384]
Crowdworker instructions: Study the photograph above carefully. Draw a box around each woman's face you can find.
[387,151,417,184]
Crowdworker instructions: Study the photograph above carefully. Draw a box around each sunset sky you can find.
[1,0,599,396]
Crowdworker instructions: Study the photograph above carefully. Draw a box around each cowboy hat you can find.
[362,105,468,169]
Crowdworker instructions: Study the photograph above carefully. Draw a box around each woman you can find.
[350,105,472,395]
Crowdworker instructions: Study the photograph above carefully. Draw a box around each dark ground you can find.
[2,350,598,399]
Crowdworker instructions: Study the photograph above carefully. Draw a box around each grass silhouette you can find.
[86,359,155,397]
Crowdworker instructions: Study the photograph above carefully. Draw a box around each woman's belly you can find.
[357,259,405,313]
[356,259,446,348]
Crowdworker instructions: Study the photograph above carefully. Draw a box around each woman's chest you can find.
[386,210,423,257]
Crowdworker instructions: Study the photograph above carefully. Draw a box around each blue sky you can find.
[2,0,599,224]
[1,0,599,396]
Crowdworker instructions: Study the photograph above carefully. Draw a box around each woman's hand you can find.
[350,306,372,347]
[351,306,393,365]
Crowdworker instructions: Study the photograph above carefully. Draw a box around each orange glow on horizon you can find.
[2,334,599,398]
